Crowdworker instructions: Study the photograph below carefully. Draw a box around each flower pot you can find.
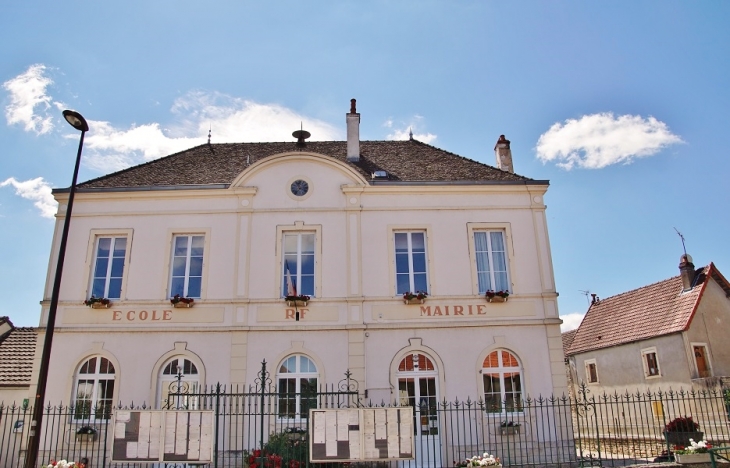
[674,453,711,464]
[665,431,704,447]
[403,298,425,305]
[173,302,193,308]
[91,302,110,309]
[487,296,507,303]
[499,426,520,436]
[286,300,308,307]
[75,432,96,443]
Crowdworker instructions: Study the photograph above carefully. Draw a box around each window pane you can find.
[108,279,122,299]
[300,356,316,373]
[301,234,315,253]
[396,274,410,294]
[113,238,127,256]
[172,257,187,276]
[174,236,189,256]
[395,253,410,274]
[414,274,428,292]
[80,358,96,374]
[189,256,203,276]
[394,233,408,252]
[300,254,314,274]
[280,356,296,373]
[97,238,111,257]
[92,279,106,298]
[100,358,115,374]
[411,232,425,251]
[187,277,202,298]
[412,253,426,273]
[300,276,314,296]
[284,234,298,254]
[94,258,109,278]
[110,258,125,277]
[170,278,185,297]
[190,236,205,256]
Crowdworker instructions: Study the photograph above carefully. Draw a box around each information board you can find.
[110,410,214,464]
[309,407,414,462]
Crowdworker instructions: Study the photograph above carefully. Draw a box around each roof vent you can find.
[293,129,311,149]
[372,170,388,179]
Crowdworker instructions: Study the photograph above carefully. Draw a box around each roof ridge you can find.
[590,267,708,304]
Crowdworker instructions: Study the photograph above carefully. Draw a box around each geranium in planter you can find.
[84,296,111,309]
[673,438,712,464]
[285,294,310,307]
[170,294,195,308]
[486,290,509,302]
[403,291,428,304]
[664,416,703,447]
[75,425,97,442]
[456,452,502,467]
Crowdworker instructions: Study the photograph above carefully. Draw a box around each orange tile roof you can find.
[0,318,37,387]
[561,329,578,356]
[566,265,717,356]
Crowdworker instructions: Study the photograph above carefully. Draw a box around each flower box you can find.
[173,302,193,308]
[170,295,194,308]
[286,300,309,307]
[499,425,520,435]
[488,296,507,303]
[75,432,96,443]
[403,298,425,305]
[674,452,711,464]
[91,302,111,309]
[485,290,509,302]
[84,297,111,308]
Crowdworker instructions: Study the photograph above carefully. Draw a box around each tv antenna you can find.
[673,227,687,255]
[579,290,591,306]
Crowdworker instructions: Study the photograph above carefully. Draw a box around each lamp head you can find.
[62,110,89,132]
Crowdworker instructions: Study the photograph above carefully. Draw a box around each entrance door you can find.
[694,345,711,378]
[397,353,441,467]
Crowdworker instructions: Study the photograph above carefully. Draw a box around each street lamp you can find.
[25,110,89,468]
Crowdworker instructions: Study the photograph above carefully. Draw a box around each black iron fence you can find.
[3,377,730,468]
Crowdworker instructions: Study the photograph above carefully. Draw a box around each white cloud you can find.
[1,177,57,218]
[536,113,683,170]
[3,64,55,135]
[384,115,437,144]
[80,91,342,172]
[560,313,585,332]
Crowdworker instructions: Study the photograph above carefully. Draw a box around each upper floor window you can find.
[482,350,523,413]
[73,356,115,421]
[474,231,510,293]
[277,355,318,419]
[585,359,599,384]
[282,233,315,297]
[90,237,127,299]
[170,235,204,298]
[395,232,428,294]
[642,348,661,378]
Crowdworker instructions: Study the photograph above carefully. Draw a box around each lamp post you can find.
[25,110,89,468]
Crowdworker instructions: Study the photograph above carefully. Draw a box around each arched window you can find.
[277,355,318,419]
[482,350,523,413]
[158,357,199,409]
[73,356,115,420]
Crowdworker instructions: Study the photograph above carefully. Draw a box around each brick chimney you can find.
[347,99,360,162]
[679,253,696,290]
[494,135,514,173]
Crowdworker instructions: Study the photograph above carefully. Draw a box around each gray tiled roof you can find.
[0,318,37,387]
[75,139,541,190]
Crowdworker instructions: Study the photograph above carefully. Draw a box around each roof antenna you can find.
[207,125,212,145]
[579,290,591,306]
[409,127,413,140]
[674,227,687,255]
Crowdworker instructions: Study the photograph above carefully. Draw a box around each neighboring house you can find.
[0,316,38,405]
[31,100,565,463]
[564,254,730,394]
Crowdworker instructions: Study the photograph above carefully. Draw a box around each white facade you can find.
[38,137,564,422]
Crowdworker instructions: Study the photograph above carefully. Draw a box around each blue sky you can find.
[1,1,728,328]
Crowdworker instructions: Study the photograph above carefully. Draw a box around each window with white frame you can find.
[277,355,318,419]
[395,231,429,294]
[474,230,510,293]
[73,356,115,420]
[281,233,316,297]
[170,235,204,298]
[90,237,127,299]
[585,359,599,384]
[482,350,523,413]
[642,348,661,378]
[158,357,200,409]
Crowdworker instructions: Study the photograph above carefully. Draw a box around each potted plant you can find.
[170,294,195,308]
[664,416,703,447]
[75,425,97,442]
[84,296,111,309]
[673,438,712,464]
[486,290,509,302]
[46,459,86,468]
[456,452,502,467]
[285,294,310,307]
[499,420,520,435]
[403,291,428,304]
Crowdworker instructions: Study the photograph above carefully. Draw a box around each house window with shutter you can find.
[585,359,599,384]
[642,347,661,378]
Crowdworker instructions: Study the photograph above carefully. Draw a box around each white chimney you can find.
[347,98,360,162]
[494,134,514,173]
